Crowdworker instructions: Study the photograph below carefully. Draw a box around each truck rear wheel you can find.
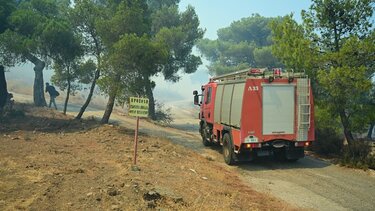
[223,133,236,165]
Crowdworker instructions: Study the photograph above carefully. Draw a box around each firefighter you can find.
[45,82,59,109]
[0,65,8,113]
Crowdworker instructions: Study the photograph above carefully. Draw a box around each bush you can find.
[312,128,343,156]
[154,101,173,126]
[340,141,375,170]
[312,106,343,156]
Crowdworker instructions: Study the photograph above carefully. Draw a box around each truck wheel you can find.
[201,122,211,146]
[223,133,236,165]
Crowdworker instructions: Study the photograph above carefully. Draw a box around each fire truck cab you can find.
[193,68,315,165]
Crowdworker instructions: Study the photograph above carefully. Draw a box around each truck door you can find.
[203,85,214,124]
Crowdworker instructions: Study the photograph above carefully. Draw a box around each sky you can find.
[7,1,313,105]
[179,0,311,40]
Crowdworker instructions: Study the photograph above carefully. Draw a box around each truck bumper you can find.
[237,146,305,161]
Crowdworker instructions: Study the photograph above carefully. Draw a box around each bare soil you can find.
[0,104,295,210]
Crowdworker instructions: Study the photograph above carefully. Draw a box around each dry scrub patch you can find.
[0,105,295,210]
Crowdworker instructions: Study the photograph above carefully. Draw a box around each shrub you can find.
[311,106,343,156]
[313,128,343,156]
[340,140,375,170]
[154,101,173,126]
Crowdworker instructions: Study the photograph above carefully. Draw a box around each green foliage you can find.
[111,34,168,76]
[0,0,16,34]
[197,14,281,76]
[0,0,72,65]
[71,0,107,119]
[41,19,83,64]
[71,0,105,58]
[51,59,95,94]
[253,46,282,67]
[2,0,203,121]
[314,128,343,156]
[270,15,318,73]
[153,5,204,81]
[99,33,168,103]
[313,106,343,155]
[96,0,157,101]
[317,66,373,132]
[150,4,180,33]
[0,30,24,66]
[340,141,375,170]
[147,0,179,11]
[96,0,203,121]
[315,106,342,133]
[270,0,374,148]
[76,59,96,84]
[48,4,84,93]
[302,0,373,51]
[96,0,150,48]
[217,14,273,46]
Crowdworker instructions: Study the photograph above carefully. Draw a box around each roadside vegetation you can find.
[154,101,174,126]
[0,0,204,123]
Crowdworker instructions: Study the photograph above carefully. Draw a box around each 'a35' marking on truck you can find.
[248,86,259,91]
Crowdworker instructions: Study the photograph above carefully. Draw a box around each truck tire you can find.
[201,122,211,146]
[223,133,236,165]
[285,147,304,162]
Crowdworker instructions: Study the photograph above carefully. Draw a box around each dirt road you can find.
[96,110,375,211]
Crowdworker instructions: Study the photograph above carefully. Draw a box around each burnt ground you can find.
[0,104,295,211]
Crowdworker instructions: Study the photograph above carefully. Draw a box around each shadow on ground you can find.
[203,143,330,170]
[0,103,100,133]
[237,156,331,171]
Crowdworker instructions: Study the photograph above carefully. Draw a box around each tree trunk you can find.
[101,92,116,124]
[26,53,47,107]
[0,65,8,110]
[63,77,71,115]
[339,110,354,146]
[76,68,100,119]
[144,77,156,120]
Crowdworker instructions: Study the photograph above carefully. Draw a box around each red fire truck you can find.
[193,68,315,165]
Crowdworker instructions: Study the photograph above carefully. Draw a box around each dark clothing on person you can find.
[45,83,58,109]
[46,84,58,97]
[0,65,8,110]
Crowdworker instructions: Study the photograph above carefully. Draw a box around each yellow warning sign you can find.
[129,97,149,117]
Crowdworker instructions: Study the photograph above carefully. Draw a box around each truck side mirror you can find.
[193,90,200,105]
[194,95,199,105]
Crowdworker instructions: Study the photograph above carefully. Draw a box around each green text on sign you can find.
[129,97,149,117]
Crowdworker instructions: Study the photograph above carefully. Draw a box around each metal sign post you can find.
[133,116,140,165]
[129,97,149,165]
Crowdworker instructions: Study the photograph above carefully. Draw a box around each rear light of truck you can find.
[245,143,261,148]
[295,142,310,147]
